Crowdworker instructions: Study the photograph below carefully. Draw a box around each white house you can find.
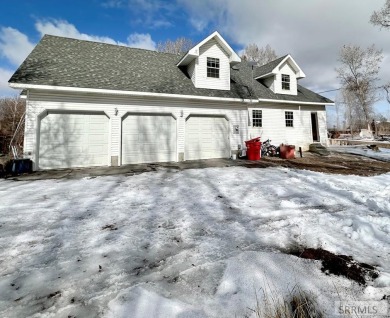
[9,31,333,170]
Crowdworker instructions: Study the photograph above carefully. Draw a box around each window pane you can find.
[282,74,290,90]
[285,111,293,127]
[207,68,219,78]
[252,110,262,127]
[207,57,220,78]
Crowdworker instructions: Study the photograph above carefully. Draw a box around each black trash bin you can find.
[11,159,33,175]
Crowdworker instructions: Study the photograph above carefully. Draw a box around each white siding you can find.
[195,39,230,90]
[23,99,39,165]
[274,62,298,95]
[24,91,328,169]
[110,115,121,161]
[248,103,327,150]
[25,91,248,169]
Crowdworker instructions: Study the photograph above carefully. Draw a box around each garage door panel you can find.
[39,113,109,169]
[89,123,107,131]
[185,116,229,160]
[122,114,176,165]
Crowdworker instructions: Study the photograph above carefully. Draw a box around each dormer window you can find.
[207,57,220,78]
[282,74,290,90]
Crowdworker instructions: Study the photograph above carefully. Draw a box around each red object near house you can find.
[280,144,295,159]
[245,137,261,160]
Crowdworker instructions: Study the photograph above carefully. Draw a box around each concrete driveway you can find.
[6,150,390,181]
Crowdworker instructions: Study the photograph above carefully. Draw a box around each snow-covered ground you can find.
[330,145,390,162]
[0,166,389,317]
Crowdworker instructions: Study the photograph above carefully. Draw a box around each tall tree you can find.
[241,44,277,66]
[340,88,367,135]
[370,0,390,28]
[335,44,383,126]
[156,37,194,54]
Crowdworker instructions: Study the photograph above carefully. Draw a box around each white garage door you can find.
[122,114,176,164]
[39,112,109,169]
[185,116,230,160]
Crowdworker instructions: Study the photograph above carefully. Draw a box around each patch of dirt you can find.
[132,258,166,276]
[245,152,390,176]
[101,224,118,231]
[47,291,61,299]
[289,248,378,285]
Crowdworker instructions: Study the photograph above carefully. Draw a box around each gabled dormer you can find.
[253,55,306,96]
[177,31,241,91]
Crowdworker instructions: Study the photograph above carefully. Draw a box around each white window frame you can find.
[282,74,290,90]
[207,57,220,78]
[285,111,294,127]
[252,110,262,127]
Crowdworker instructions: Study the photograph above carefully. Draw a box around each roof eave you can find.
[9,83,255,103]
[254,72,275,80]
[9,83,334,106]
[257,98,334,106]
[274,55,306,78]
[177,31,241,67]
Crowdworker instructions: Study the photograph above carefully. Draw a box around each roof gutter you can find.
[9,83,333,106]
[257,98,334,106]
[9,83,255,103]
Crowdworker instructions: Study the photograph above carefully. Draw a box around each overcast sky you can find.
[1,0,389,117]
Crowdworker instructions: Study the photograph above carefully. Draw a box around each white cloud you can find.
[35,19,156,49]
[127,0,174,28]
[126,33,156,50]
[0,67,18,97]
[35,19,119,45]
[0,27,35,66]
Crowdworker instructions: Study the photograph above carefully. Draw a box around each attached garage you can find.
[38,112,109,169]
[121,113,177,164]
[185,115,230,160]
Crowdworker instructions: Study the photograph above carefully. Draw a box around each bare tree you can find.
[370,0,390,28]
[241,44,277,66]
[156,37,194,54]
[383,83,390,104]
[376,113,388,122]
[0,96,26,155]
[335,44,383,126]
[341,88,357,136]
[334,93,345,130]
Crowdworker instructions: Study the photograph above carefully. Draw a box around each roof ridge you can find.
[255,54,289,69]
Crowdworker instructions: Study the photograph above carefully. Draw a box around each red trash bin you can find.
[245,137,262,160]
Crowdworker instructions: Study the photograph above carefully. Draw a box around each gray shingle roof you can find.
[252,55,288,79]
[9,35,333,104]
